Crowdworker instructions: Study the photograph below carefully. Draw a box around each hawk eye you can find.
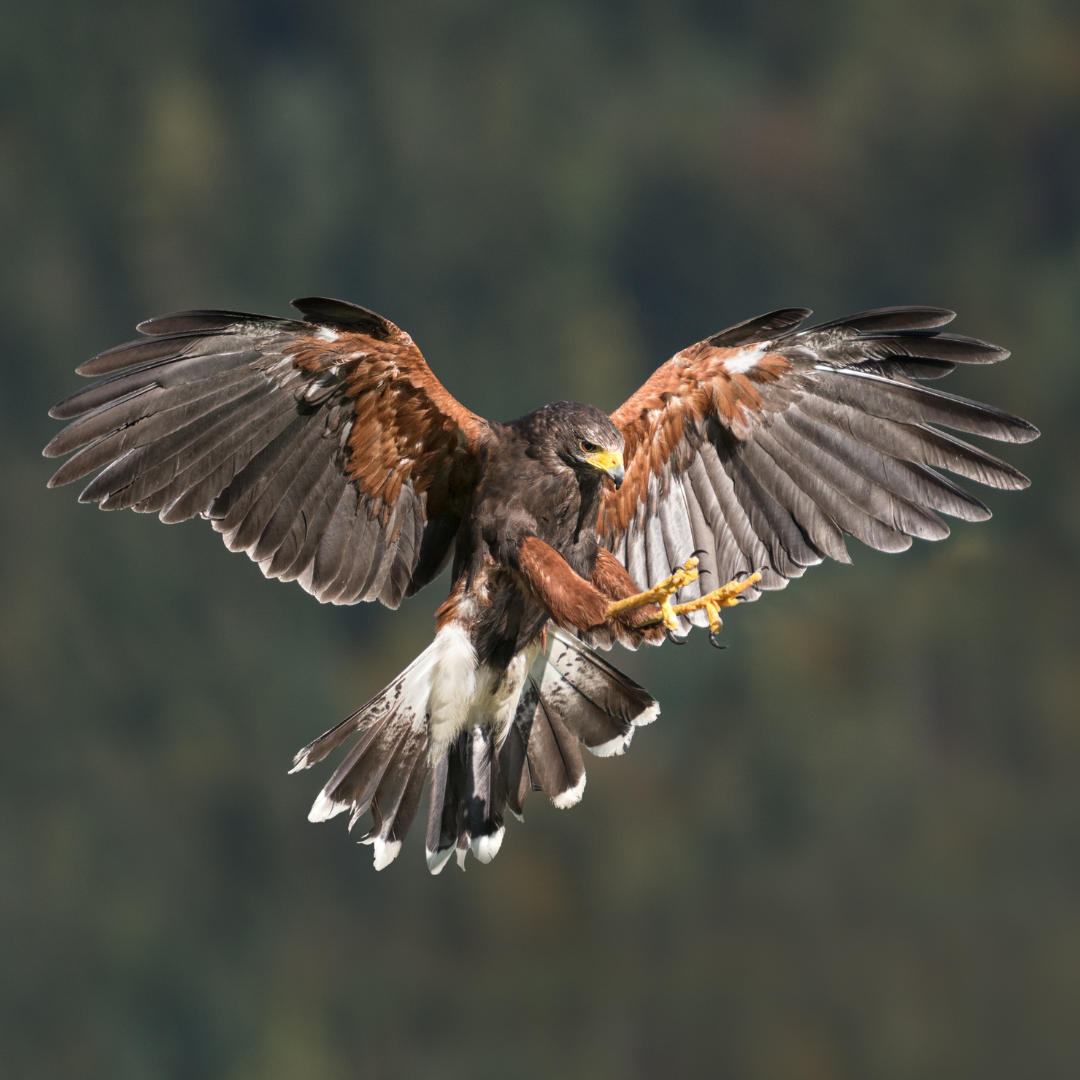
[579,439,601,454]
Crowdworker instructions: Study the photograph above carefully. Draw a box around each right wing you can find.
[44,296,490,607]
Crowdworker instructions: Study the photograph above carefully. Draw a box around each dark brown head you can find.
[515,401,625,488]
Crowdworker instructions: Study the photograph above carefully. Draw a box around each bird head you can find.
[553,402,625,488]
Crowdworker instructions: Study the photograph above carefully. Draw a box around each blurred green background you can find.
[2,1,1078,1077]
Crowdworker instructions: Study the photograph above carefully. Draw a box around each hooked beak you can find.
[584,446,625,488]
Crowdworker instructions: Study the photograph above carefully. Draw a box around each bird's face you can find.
[568,416,625,489]
[529,401,625,488]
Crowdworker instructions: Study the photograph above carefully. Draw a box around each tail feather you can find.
[320,714,403,824]
[289,649,431,773]
[466,726,506,865]
[364,728,426,830]
[367,749,428,869]
[425,751,463,874]
[497,719,532,820]
[540,631,660,756]
[359,726,427,869]
[296,645,434,850]
[306,713,394,823]
[424,726,507,872]
[294,625,659,873]
[515,676,587,809]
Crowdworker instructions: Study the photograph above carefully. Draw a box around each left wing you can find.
[598,306,1039,633]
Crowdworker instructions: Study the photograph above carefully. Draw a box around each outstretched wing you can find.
[598,306,1039,631]
[45,296,490,607]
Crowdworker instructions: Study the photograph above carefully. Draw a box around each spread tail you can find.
[292,627,659,872]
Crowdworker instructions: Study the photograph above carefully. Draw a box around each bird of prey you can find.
[44,297,1038,872]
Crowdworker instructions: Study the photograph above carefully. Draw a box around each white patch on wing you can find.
[315,326,340,342]
[722,342,769,375]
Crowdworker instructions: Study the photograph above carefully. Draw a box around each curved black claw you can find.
[670,550,709,576]
[733,566,764,585]
[666,628,688,645]
[708,631,727,650]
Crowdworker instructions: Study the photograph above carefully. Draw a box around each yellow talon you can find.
[605,556,700,629]
[670,572,762,637]
[605,561,761,641]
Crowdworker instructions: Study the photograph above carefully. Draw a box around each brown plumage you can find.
[44,296,1039,872]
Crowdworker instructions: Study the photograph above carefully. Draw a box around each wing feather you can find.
[600,307,1037,605]
[263,460,337,580]
[89,383,283,510]
[795,396,1029,490]
[150,395,303,520]
[735,435,843,563]
[45,298,490,607]
[212,414,313,537]
[764,413,926,548]
[781,406,990,522]
[277,471,349,583]
[696,438,776,590]
[320,497,379,603]
[250,433,338,562]
[166,404,317,526]
[230,415,329,556]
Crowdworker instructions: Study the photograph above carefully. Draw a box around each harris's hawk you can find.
[44,297,1038,872]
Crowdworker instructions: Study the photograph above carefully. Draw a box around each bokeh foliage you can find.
[2,1,1079,1077]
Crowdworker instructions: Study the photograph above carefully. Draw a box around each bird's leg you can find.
[668,571,762,642]
[604,556,700,632]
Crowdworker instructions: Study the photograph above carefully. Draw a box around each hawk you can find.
[44,297,1038,872]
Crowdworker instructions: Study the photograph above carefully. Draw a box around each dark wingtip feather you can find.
[290,296,396,339]
[46,436,115,489]
[995,416,1040,444]
[707,308,813,348]
[45,464,69,488]
[74,331,215,376]
[916,335,1009,364]
[861,331,1011,367]
[135,310,264,336]
[48,386,105,420]
[817,368,1040,445]
[42,428,77,458]
[831,306,957,333]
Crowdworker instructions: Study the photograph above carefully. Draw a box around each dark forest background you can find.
[2,1,1079,1077]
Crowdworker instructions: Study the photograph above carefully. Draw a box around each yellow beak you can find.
[587,448,624,488]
